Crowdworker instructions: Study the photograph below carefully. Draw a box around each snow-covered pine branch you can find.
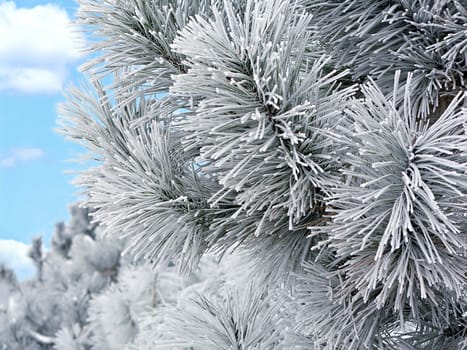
[306,0,467,118]
[53,0,467,348]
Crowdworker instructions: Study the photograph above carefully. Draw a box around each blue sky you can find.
[0,0,85,278]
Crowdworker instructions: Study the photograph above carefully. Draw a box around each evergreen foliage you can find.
[305,0,467,118]
[0,207,250,350]
[156,284,286,349]
[86,265,157,349]
[3,0,466,349]
[0,205,122,350]
[56,0,467,348]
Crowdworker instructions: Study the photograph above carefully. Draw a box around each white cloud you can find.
[0,66,63,93]
[0,147,46,168]
[0,240,35,280]
[0,1,85,94]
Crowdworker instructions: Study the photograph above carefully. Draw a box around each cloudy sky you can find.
[0,0,85,278]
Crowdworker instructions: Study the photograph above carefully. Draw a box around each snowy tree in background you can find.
[28,237,45,282]
[0,265,19,347]
[0,265,18,310]
[0,205,239,350]
[0,205,122,350]
[86,265,157,349]
[55,0,466,348]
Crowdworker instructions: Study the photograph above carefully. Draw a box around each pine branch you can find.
[306,0,467,117]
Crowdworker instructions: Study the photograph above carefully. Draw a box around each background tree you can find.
[0,265,20,348]
[28,237,44,282]
[0,265,18,310]
[0,205,246,350]
[0,205,122,349]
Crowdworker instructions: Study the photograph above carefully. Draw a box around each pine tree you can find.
[1,203,217,350]
[58,0,466,348]
[0,265,18,309]
[0,265,19,348]
[0,205,122,350]
[28,237,44,282]
[86,265,157,350]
